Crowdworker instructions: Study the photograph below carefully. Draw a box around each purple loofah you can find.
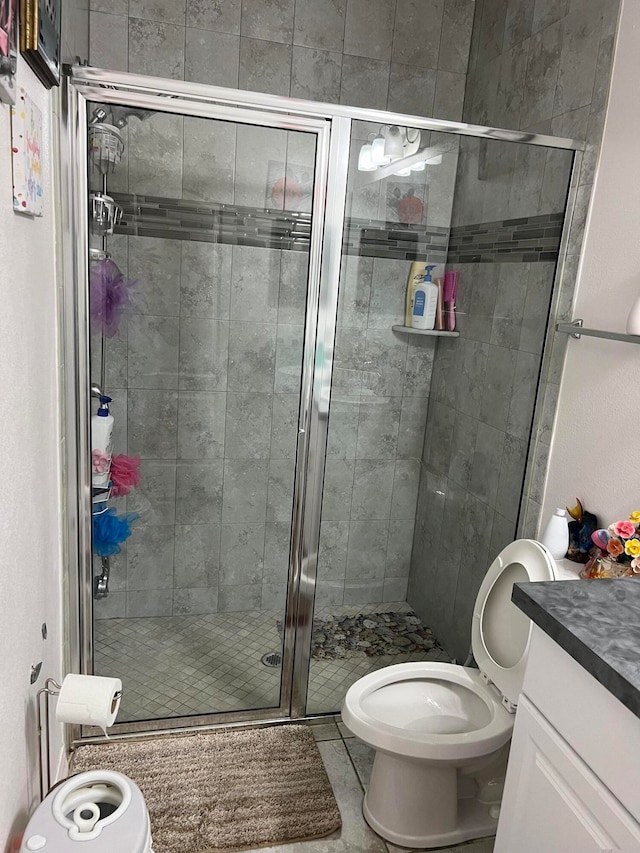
[90,259,137,338]
[93,507,139,557]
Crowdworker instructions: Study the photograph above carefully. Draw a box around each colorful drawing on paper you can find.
[11,87,43,216]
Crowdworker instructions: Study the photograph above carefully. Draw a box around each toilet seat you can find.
[342,661,514,761]
[342,539,559,762]
[471,538,557,711]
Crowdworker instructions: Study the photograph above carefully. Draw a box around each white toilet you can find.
[341,538,579,849]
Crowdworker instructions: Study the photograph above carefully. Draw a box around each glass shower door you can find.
[304,123,575,715]
[86,95,325,727]
[305,120,461,714]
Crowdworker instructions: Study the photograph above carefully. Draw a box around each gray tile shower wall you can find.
[62,0,89,66]
[408,258,556,660]
[90,1,474,618]
[94,239,307,619]
[405,136,573,662]
[465,0,620,539]
[89,0,475,121]
[407,0,620,662]
[94,240,438,618]
[312,122,460,609]
[316,254,437,608]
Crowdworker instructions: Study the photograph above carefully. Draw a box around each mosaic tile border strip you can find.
[111,193,449,262]
[447,212,564,264]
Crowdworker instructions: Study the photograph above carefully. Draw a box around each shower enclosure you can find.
[61,66,580,739]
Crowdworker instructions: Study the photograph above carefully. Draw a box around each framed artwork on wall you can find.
[0,0,18,104]
[20,0,61,88]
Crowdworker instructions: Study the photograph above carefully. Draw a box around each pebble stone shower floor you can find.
[94,603,451,721]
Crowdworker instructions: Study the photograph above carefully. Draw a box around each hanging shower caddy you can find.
[88,109,127,600]
[90,192,122,236]
[88,123,124,174]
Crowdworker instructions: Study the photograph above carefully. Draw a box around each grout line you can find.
[341,732,367,795]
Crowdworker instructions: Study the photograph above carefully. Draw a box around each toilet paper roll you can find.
[55,674,122,734]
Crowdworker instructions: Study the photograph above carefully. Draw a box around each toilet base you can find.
[363,792,498,849]
[362,750,499,849]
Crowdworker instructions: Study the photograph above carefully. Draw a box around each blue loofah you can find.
[93,507,139,557]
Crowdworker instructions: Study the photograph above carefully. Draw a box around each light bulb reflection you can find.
[358,142,376,171]
[371,136,389,165]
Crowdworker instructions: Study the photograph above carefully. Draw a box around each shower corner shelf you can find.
[556,319,640,344]
[392,325,460,338]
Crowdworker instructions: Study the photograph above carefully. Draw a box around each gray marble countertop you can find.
[513,578,640,719]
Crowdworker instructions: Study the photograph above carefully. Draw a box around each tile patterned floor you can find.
[94,609,282,721]
[94,602,450,722]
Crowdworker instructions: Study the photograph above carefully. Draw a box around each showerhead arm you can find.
[88,104,156,129]
[110,106,155,129]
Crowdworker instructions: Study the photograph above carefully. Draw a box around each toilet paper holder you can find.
[37,678,63,803]
[37,677,123,802]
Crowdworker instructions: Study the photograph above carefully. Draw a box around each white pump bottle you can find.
[540,507,569,559]
[411,264,439,330]
[91,395,114,488]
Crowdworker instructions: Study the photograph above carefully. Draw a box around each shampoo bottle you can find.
[404,262,425,327]
[91,395,114,488]
[411,265,438,330]
[540,507,569,559]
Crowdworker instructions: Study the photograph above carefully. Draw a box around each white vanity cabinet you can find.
[495,625,640,852]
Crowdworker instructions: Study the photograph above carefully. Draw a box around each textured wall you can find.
[542,0,640,531]
[89,1,473,616]
[62,0,89,64]
[407,0,620,662]
[89,0,474,120]
[0,62,64,845]
[408,144,572,661]
[315,125,458,607]
[463,0,620,542]
[93,125,457,617]
[94,237,312,618]
[91,117,314,617]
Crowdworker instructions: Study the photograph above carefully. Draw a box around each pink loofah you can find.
[110,453,141,497]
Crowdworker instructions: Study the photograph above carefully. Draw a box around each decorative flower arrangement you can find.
[587,511,640,576]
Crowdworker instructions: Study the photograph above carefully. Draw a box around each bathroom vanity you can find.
[495,579,640,852]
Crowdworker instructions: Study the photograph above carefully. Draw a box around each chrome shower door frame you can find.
[63,68,349,738]
[62,66,585,743]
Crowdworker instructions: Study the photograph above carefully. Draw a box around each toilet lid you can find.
[471,538,556,709]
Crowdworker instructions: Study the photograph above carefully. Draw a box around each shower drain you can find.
[261,652,282,668]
